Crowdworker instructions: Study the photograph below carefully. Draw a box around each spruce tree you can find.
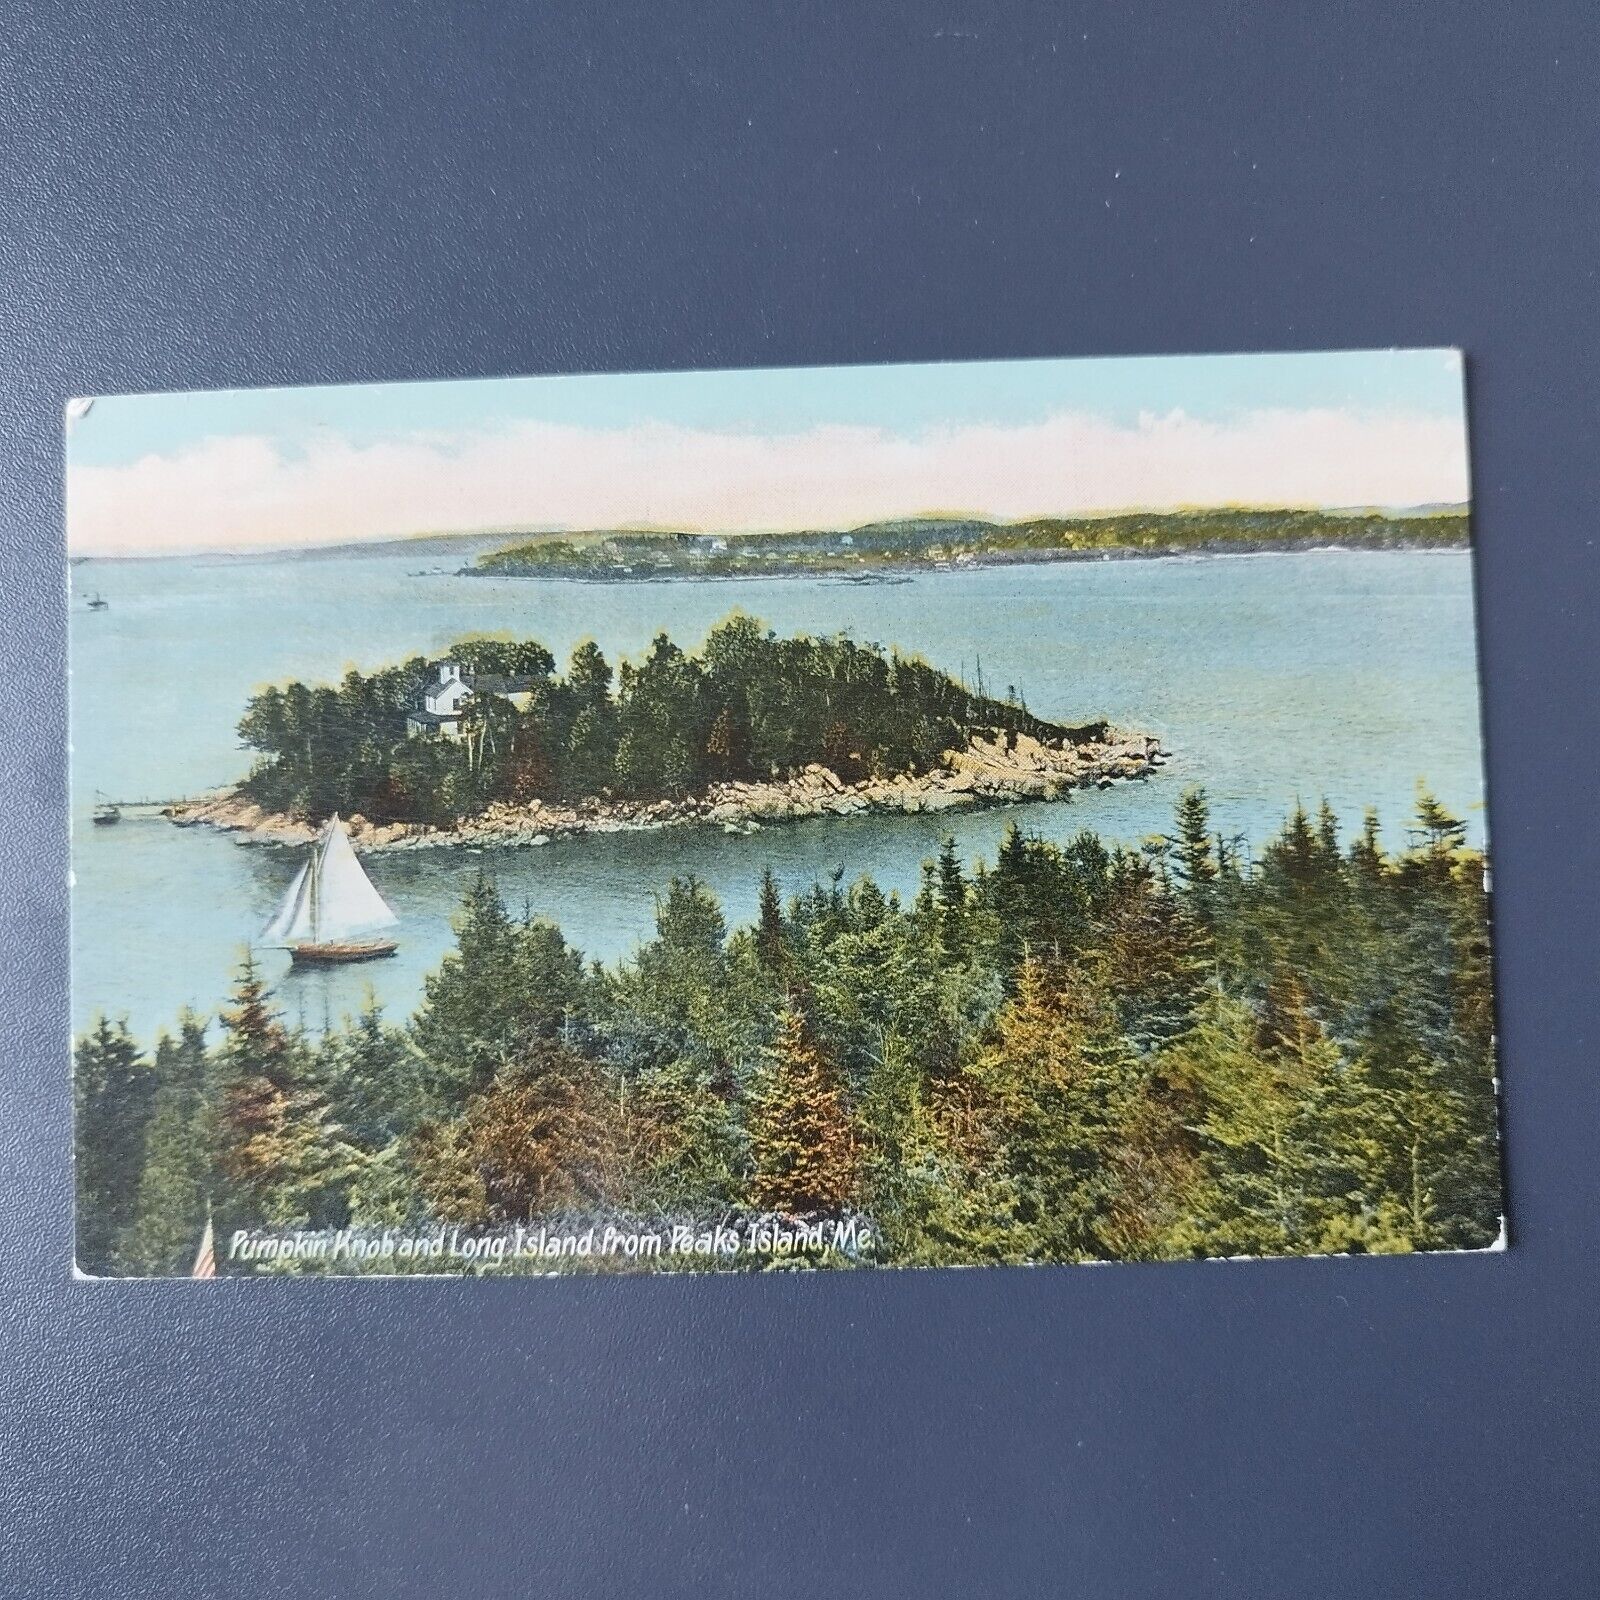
[1099,865,1210,1053]
[412,872,523,1101]
[218,951,293,1088]
[652,874,727,963]
[73,1016,155,1275]
[964,957,1139,1255]
[562,640,617,799]
[936,835,969,963]
[748,1008,858,1213]
[1352,824,1500,1250]
[324,997,421,1147]
[1412,786,1469,857]
[1348,806,1387,884]
[1315,799,1342,864]
[124,1013,213,1275]
[1164,991,1361,1257]
[851,875,889,930]
[1263,801,1320,890]
[1172,786,1219,902]
[215,956,355,1233]
[756,867,786,970]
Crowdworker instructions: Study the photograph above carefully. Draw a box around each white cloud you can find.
[66,407,1469,556]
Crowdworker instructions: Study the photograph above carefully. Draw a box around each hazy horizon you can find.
[69,499,1471,564]
[65,350,1470,558]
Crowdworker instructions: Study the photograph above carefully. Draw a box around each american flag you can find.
[191,1215,216,1280]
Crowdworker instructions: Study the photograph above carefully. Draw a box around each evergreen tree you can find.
[821,719,857,779]
[1262,801,1321,891]
[652,874,727,963]
[602,876,758,1083]
[748,1008,858,1213]
[1172,786,1219,904]
[1316,799,1341,861]
[1349,807,1387,884]
[936,835,969,963]
[1412,785,1469,857]
[88,785,1502,1274]
[959,954,1140,1261]
[1099,859,1209,1053]
[756,866,786,971]
[215,956,356,1231]
[412,1043,635,1224]
[322,997,423,1147]
[1353,845,1500,1250]
[1164,988,1403,1257]
[563,639,617,799]
[217,951,294,1088]
[73,1016,155,1275]
[705,704,749,780]
[612,633,705,798]
[412,873,529,1101]
[851,875,889,930]
[984,824,1097,979]
[627,1056,746,1213]
[123,1013,214,1275]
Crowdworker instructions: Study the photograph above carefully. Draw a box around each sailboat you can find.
[260,814,399,964]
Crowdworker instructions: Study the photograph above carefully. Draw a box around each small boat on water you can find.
[260,814,399,965]
[86,593,109,611]
[91,791,120,825]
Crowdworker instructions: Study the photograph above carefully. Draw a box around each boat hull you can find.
[288,939,398,965]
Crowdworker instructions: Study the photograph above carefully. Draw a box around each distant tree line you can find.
[75,788,1502,1276]
[235,615,1088,826]
[477,509,1470,578]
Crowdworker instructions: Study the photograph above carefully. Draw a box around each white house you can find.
[405,660,543,740]
[406,661,473,739]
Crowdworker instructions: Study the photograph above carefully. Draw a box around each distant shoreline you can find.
[168,728,1169,854]
[465,533,1469,584]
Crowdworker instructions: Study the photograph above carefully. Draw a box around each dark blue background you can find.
[4,4,1597,1594]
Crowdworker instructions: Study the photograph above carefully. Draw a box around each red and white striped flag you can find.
[191,1215,216,1279]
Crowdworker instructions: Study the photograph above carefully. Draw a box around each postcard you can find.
[67,350,1502,1277]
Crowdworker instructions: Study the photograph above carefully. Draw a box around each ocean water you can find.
[69,548,1490,1042]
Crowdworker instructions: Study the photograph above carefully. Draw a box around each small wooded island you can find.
[175,615,1163,850]
[472,507,1469,581]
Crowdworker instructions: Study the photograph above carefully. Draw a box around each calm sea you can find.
[69,548,1489,1042]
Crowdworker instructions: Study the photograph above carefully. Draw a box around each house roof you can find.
[407,708,462,726]
[466,673,540,694]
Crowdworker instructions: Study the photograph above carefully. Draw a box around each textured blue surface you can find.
[4,4,1599,1595]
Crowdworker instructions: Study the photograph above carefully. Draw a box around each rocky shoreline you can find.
[168,728,1170,854]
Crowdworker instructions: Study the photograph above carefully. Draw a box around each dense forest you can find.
[75,787,1502,1276]
[236,615,1089,827]
[476,509,1469,579]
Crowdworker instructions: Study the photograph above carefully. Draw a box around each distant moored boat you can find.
[91,791,120,825]
[260,814,399,964]
[86,593,109,610]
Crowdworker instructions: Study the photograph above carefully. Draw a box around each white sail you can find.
[313,816,399,941]
[260,860,313,944]
[259,817,398,947]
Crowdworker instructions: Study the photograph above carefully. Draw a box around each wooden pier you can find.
[85,793,220,816]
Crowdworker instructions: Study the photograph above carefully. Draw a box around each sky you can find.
[65,350,1470,556]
